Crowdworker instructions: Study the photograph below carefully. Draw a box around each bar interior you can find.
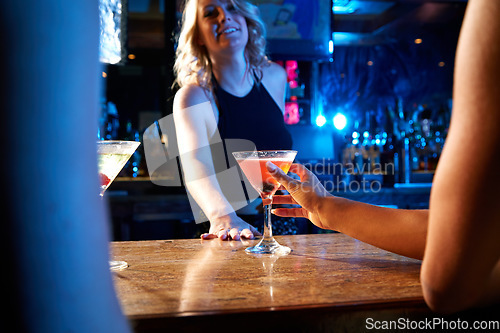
[104,0,458,240]
[4,0,500,332]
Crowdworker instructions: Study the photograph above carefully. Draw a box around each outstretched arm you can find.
[270,0,500,313]
[269,163,428,259]
[173,85,260,240]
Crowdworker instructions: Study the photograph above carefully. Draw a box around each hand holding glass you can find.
[233,150,297,255]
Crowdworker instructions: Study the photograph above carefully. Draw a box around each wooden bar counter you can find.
[111,234,497,332]
[112,234,424,331]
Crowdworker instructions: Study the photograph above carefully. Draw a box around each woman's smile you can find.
[217,26,240,39]
[198,0,249,51]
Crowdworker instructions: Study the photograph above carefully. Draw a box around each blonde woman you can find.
[173,0,293,240]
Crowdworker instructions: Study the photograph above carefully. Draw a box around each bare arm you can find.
[421,0,500,313]
[270,163,428,259]
[271,0,500,313]
[321,198,427,260]
[173,85,260,240]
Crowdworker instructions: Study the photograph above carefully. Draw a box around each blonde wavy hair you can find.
[173,0,269,92]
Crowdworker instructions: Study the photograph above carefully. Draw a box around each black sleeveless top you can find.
[214,82,293,151]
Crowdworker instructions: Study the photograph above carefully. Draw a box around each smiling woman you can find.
[197,0,250,59]
[174,0,267,91]
[171,0,293,241]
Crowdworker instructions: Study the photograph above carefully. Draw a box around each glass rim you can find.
[96,140,140,145]
[96,140,140,154]
[232,150,297,154]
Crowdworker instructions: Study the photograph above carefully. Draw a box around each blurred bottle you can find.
[370,137,381,173]
[97,99,120,140]
[403,137,411,183]
[97,97,107,140]
[354,144,364,176]
[381,134,397,187]
[105,101,120,140]
[122,120,143,178]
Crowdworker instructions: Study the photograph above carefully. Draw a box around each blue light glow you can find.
[333,5,355,14]
[363,131,369,138]
[352,131,360,139]
[333,113,347,130]
[315,114,327,127]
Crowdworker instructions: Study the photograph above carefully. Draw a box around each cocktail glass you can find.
[232,150,297,255]
[97,140,140,270]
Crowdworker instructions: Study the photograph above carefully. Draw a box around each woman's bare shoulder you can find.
[174,84,211,111]
[259,62,287,111]
[261,61,287,85]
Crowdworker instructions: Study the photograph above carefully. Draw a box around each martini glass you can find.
[97,140,140,270]
[232,150,297,255]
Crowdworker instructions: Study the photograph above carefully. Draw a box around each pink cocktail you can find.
[233,150,297,255]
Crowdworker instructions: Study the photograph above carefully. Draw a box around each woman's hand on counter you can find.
[201,213,262,241]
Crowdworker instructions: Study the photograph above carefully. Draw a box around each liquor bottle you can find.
[123,120,142,178]
[381,134,396,187]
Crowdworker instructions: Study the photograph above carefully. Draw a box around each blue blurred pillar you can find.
[0,1,130,332]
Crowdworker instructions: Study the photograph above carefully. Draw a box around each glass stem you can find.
[263,196,273,240]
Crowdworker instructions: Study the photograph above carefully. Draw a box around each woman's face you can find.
[196,0,249,57]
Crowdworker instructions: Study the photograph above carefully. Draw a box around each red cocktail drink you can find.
[236,158,293,199]
[233,150,297,255]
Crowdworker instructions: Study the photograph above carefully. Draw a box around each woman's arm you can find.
[173,85,260,240]
[269,0,500,314]
[271,0,500,313]
[320,197,428,260]
[421,0,500,313]
[269,163,428,259]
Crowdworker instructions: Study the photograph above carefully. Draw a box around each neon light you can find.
[316,115,327,127]
[333,113,347,130]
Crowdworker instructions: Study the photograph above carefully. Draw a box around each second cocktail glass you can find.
[232,150,297,255]
[97,140,140,270]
